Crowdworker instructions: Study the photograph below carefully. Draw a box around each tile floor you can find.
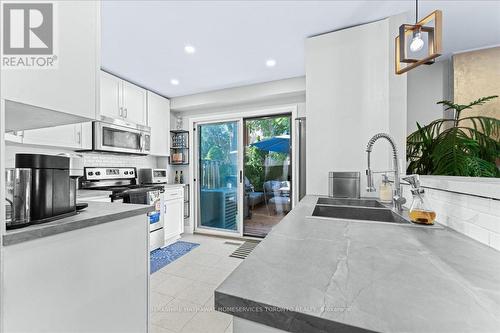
[150,234,244,333]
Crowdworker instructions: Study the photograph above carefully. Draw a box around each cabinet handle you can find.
[119,107,123,117]
[77,131,81,144]
[124,108,128,118]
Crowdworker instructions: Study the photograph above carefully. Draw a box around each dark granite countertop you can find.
[3,201,154,246]
[215,195,500,333]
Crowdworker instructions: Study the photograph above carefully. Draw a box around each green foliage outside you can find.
[245,116,291,191]
[199,122,238,187]
[407,96,500,177]
[198,116,291,189]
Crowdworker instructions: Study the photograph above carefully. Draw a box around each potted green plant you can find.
[407,95,500,177]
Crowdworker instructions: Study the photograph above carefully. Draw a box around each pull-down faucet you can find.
[366,133,406,212]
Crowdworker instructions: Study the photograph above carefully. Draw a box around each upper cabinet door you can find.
[122,81,147,125]
[100,71,122,119]
[1,1,100,122]
[147,91,170,156]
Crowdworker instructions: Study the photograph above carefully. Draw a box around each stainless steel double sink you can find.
[311,197,440,228]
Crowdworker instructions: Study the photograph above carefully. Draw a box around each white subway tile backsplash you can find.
[403,182,500,251]
[461,221,491,245]
[474,213,500,234]
[82,152,158,169]
[466,195,493,215]
[490,199,500,216]
[489,233,500,251]
[6,144,159,171]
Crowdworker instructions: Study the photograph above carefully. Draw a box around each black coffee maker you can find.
[15,154,77,224]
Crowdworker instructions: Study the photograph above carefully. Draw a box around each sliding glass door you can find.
[197,121,242,234]
[243,115,292,237]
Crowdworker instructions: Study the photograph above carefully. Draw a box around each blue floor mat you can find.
[150,241,199,274]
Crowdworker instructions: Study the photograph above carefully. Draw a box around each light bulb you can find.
[265,59,276,67]
[184,45,196,54]
[409,31,424,52]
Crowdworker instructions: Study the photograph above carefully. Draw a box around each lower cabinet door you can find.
[164,197,184,243]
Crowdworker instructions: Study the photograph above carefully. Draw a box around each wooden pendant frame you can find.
[395,10,442,74]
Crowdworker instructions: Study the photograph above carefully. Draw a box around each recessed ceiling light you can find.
[184,45,196,54]
[266,59,277,67]
[170,79,179,86]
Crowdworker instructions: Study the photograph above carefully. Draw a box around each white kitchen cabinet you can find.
[100,71,122,119]
[147,91,170,156]
[99,71,147,126]
[22,123,89,149]
[3,215,148,332]
[2,1,100,130]
[163,187,184,245]
[122,81,147,125]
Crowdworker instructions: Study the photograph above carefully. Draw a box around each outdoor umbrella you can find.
[251,135,290,153]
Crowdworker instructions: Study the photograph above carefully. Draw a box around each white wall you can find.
[407,60,451,135]
[305,14,407,196]
[5,144,159,170]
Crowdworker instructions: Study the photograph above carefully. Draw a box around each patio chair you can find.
[244,177,264,218]
[263,180,291,215]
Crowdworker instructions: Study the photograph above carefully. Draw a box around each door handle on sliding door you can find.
[239,170,243,183]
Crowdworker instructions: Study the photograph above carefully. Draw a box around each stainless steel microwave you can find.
[93,117,151,155]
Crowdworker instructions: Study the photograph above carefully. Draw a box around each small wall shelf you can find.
[170,130,189,165]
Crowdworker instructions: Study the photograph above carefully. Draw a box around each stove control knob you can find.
[88,172,93,176]
[129,171,134,175]
[124,171,128,175]
[95,171,101,176]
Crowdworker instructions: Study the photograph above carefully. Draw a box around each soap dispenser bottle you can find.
[379,174,392,203]
[403,175,436,225]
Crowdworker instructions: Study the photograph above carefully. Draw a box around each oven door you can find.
[93,121,149,154]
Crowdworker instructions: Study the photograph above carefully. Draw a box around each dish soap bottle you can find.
[403,174,436,225]
[174,171,179,184]
[379,174,393,203]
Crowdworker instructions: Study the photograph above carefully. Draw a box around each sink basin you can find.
[312,205,409,224]
[317,197,386,208]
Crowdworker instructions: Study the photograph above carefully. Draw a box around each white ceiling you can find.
[101,1,500,97]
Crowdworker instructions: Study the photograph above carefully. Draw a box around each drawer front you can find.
[164,188,183,199]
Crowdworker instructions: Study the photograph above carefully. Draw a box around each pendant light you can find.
[409,0,424,52]
[395,1,442,74]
